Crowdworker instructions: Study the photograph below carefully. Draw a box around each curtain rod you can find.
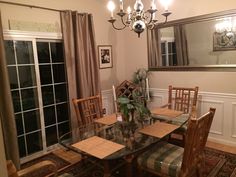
[0,0,62,12]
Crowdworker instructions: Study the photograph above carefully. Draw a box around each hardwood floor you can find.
[206,141,236,154]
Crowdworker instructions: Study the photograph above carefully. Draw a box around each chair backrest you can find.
[180,107,216,176]
[72,95,103,126]
[168,85,199,114]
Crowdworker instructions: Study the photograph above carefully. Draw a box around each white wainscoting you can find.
[101,89,236,147]
[101,90,115,115]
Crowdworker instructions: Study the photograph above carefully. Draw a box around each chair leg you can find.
[137,166,143,177]
[196,161,205,177]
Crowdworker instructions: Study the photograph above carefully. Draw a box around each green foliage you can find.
[117,91,151,122]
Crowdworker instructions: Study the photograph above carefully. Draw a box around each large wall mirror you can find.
[148,9,236,71]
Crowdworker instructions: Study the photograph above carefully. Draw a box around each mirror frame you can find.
[148,9,236,71]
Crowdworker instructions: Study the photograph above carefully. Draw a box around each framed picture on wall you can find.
[98,45,112,69]
[213,31,236,51]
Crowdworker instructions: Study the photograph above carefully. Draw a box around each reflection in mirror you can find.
[148,9,236,71]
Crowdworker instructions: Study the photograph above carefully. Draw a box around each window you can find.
[4,38,70,159]
[161,39,177,66]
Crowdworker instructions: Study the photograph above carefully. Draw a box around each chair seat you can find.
[137,141,184,177]
[59,173,74,177]
[175,123,187,133]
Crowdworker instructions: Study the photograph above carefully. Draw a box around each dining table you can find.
[59,108,189,177]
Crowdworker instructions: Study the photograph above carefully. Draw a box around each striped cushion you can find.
[59,173,74,177]
[137,141,184,177]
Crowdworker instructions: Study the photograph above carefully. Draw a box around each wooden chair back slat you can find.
[72,95,103,126]
[168,85,199,114]
[180,107,216,176]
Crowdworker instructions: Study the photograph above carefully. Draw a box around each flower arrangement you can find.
[117,91,151,138]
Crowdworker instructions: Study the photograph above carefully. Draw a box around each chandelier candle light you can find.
[107,0,173,37]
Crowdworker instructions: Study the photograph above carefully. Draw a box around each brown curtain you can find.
[147,28,162,68]
[60,11,101,129]
[0,12,20,169]
[174,24,189,65]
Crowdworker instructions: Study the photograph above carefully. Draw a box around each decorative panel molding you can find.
[101,90,114,115]
[231,103,236,138]
[198,99,224,135]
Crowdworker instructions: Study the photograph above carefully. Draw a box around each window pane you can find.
[162,55,167,66]
[46,126,58,147]
[172,42,176,53]
[161,42,166,54]
[15,113,24,135]
[18,136,26,158]
[26,131,43,155]
[57,103,69,122]
[53,64,65,83]
[24,110,41,133]
[4,40,15,65]
[39,65,52,85]
[168,42,172,53]
[55,84,67,103]
[44,106,56,126]
[15,41,34,64]
[21,88,39,111]
[51,42,64,62]
[11,90,21,113]
[58,122,70,137]
[8,66,18,89]
[37,42,50,63]
[18,65,36,88]
[41,86,54,106]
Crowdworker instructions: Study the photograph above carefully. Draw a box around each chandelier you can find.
[107,0,172,37]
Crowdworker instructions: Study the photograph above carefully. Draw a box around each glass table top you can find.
[59,113,189,160]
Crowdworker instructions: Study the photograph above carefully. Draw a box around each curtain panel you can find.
[60,11,101,129]
[174,25,189,65]
[0,12,20,169]
[147,28,162,68]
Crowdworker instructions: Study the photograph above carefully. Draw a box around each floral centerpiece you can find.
[132,68,150,103]
[117,91,151,139]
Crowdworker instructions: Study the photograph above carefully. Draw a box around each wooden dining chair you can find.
[72,95,103,126]
[137,107,216,177]
[164,85,199,145]
[166,85,199,114]
[7,160,73,177]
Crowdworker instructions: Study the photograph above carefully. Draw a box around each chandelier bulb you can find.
[134,0,144,12]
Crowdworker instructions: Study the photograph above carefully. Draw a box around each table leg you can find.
[124,155,135,177]
[103,161,111,177]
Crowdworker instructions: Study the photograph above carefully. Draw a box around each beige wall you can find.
[0,0,120,90]
[121,0,236,94]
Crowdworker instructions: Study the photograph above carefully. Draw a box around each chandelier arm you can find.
[111,22,127,30]
[120,16,128,26]
[147,14,154,25]
[147,23,155,30]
